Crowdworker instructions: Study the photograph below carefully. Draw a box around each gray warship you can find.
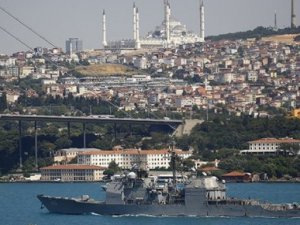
[37,152,300,217]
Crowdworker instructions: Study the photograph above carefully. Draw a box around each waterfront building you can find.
[77,149,192,169]
[240,137,300,155]
[221,171,252,183]
[40,164,105,182]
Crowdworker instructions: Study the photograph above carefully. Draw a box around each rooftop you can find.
[58,148,101,153]
[248,137,300,144]
[78,149,191,156]
[40,164,106,170]
[222,171,249,177]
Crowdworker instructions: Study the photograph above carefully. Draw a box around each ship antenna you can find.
[170,140,177,187]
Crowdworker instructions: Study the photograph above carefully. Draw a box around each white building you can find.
[247,71,258,82]
[21,66,35,77]
[131,74,151,82]
[0,56,16,67]
[133,57,148,69]
[54,148,102,163]
[175,97,194,109]
[77,149,192,169]
[104,1,204,50]
[40,164,105,182]
[240,137,300,155]
[41,79,56,86]
[6,91,20,104]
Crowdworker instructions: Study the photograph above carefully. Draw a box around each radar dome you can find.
[128,172,137,179]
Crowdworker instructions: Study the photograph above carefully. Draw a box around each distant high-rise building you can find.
[65,38,83,54]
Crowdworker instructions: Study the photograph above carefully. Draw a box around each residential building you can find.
[6,91,20,104]
[77,149,192,169]
[291,108,300,118]
[40,164,106,181]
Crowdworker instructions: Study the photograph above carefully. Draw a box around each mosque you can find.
[102,0,205,50]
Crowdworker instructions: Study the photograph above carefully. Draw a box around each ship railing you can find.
[261,203,290,211]
[219,199,260,206]
[261,203,300,211]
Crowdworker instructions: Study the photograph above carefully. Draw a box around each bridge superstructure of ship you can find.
[0,114,183,170]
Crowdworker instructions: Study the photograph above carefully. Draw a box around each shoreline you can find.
[0,180,103,184]
[1,179,300,184]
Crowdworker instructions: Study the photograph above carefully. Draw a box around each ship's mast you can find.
[170,141,177,186]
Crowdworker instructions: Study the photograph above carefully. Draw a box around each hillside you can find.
[74,64,137,76]
[207,26,300,42]
[262,34,300,45]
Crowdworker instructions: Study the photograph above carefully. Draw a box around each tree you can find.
[181,158,195,171]
[54,136,72,150]
[279,143,300,156]
[89,135,114,150]
[103,160,121,178]
[103,169,115,178]
[175,135,190,151]
[0,93,7,111]
[39,141,56,157]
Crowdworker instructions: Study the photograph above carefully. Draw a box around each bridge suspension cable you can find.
[0,25,60,69]
[0,5,57,48]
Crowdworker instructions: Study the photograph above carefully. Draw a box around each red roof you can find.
[199,167,220,172]
[78,149,190,156]
[40,164,106,170]
[248,137,300,144]
[222,171,248,177]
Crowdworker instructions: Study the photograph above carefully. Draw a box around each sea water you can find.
[0,182,299,225]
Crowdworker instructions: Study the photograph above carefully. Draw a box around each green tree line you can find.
[207,26,300,42]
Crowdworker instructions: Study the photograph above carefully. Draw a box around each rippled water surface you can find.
[0,182,299,225]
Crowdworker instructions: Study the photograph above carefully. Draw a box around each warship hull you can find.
[37,195,300,218]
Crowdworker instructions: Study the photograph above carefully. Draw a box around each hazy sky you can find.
[0,0,299,54]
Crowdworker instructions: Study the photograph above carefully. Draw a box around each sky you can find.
[0,0,299,54]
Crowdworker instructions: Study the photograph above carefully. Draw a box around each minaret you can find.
[165,0,170,45]
[102,10,107,47]
[200,0,205,42]
[133,3,137,41]
[136,7,141,49]
[291,0,296,28]
[274,10,278,31]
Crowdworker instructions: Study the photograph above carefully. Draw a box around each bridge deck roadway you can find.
[0,114,183,126]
